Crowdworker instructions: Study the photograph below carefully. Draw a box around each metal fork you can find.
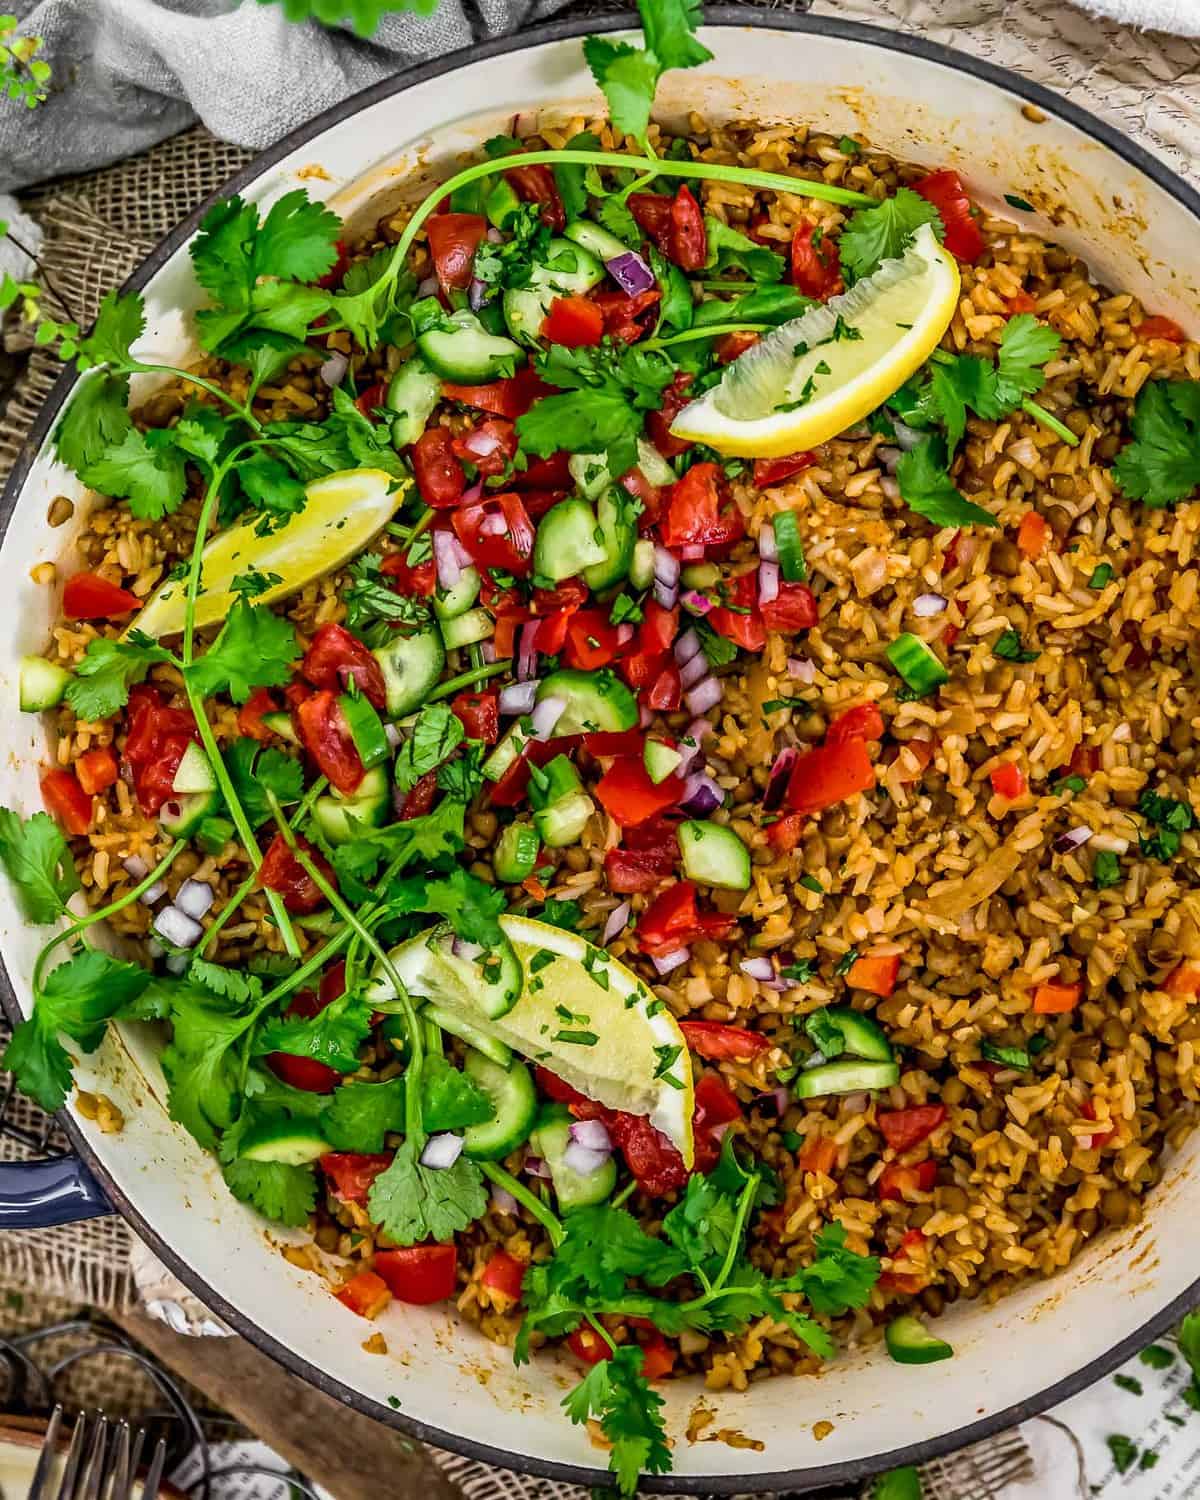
[26,1406,168,1500]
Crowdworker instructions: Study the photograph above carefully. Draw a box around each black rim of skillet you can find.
[2,8,1199,1491]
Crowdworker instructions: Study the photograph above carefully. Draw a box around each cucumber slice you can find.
[239,1116,332,1166]
[439,607,494,650]
[530,1114,617,1211]
[792,1058,900,1099]
[629,538,656,591]
[805,1006,894,1063]
[339,692,389,770]
[483,719,531,782]
[644,738,683,785]
[564,218,631,264]
[485,178,522,230]
[171,741,217,795]
[311,765,390,845]
[374,626,445,718]
[534,790,595,848]
[537,668,637,736]
[494,820,540,882]
[462,1050,537,1160]
[386,356,442,449]
[582,488,639,592]
[417,309,523,383]
[678,820,749,890]
[527,754,584,810]
[532,497,608,583]
[421,1001,514,1068]
[433,565,482,621]
[633,439,676,489]
[502,238,604,347]
[195,815,235,856]
[260,710,300,745]
[886,633,949,696]
[159,786,222,839]
[885,1314,954,1366]
[19,655,70,712]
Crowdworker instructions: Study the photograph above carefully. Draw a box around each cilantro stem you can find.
[32,839,186,995]
[640,322,768,351]
[705,1173,760,1299]
[480,1161,564,1247]
[133,364,264,433]
[1021,396,1080,447]
[584,1312,617,1353]
[429,660,511,699]
[610,1179,637,1209]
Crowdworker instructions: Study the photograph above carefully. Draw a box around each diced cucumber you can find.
[195,815,235,856]
[644,738,683,785]
[885,1314,954,1366]
[374,626,445,718]
[534,791,595,848]
[805,1006,894,1063]
[530,1114,617,1212]
[386,356,443,448]
[681,562,720,589]
[311,765,390,845]
[630,538,656,591]
[494,820,540,882]
[537,668,638,736]
[502,238,604,347]
[582,488,639,592]
[261,710,300,745]
[564,218,631,264]
[462,1051,537,1160]
[568,438,675,503]
[420,1001,513,1069]
[773,510,807,582]
[19,655,70,712]
[483,718,532,782]
[428,928,524,1020]
[887,633,949,696]
[792,1058,900,1099]
[239,1116,332,1166]
[339,692,389,770]
[439,607,494,651]
[633,439,676,489]
[417,309,523,383]
[171,741,217,795]
[532,497,607,583]
[678,820,748,890]
[159,786,222,839]
[527,754,583,810]
[485,178,522,230]
[433,565,481,620]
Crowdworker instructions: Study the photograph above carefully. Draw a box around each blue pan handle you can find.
[0,1153,113,1227]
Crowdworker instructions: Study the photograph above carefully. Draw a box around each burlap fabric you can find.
[4,0,1200,1491]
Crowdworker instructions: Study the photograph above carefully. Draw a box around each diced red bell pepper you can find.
[442,369,554,419]
[790,220,843,300]
[661,462,745,551]
[692,1070,742,1173]
[62,571,140,619]
[1164,960,1200,998]
[827,703,885,746]
[709,571,765,652]
[450,690,500,744]
[596,756,685,828]
[715,330,759,364]
[504,161,566,230]
[797,1136,839,1175]
[636,880,735,956]
[765,811,806,853]
[877,1104,946,1154]
[542,294,605,347]
[563,608,625,670]
[880,1227,931,1294]
[301,622,386,710]
[1081,1097,1115,1148]
[679,1020,769,1060]
[604,817,679,893]
[761,580,818,634]
[335,1269,392,1319]
[1135,315,1186,343]
[753,454,814,487]
[913,170,985,263]
[786,737,876,815]
[320,1151,393,1204]
[40,768,92,835]
[878,1159,937,1201]
[318,239,350,290]
[989,762,1027,800]
[355,382,386,421]
[74,746,119,796]
[480,1248,527,1302]
[1032,982,1081,1014]
[380,546,437,598]
[375,1244,458,1304]
[1017,511,1048,559]
[566,1325,609,1365]
[641,659,682,713]
[425,212,487,291]
[411,426,467,508]
[638,1334,677,1382]
[639,600,679,656]
[1006,291,1037,314]
[845,953,900,997]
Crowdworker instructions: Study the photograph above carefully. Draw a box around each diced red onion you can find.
[615,623,635,647]
[319,353,348,389]
[755,1086,790,1117]
[479,512,508,536]
[516,623,540,681]
[165,951,191,976]
[420,1132,464,1169]
[788,657,816,683]
[530,694,566,740]
[146,939,164,959]
[877,445,901,474]
[674,627,702,666]
[523,1155,552,1179]
[639,702,652,728]
[384,723,402,749]
[433,528,465,590]
[605,249,655,297]
[1055,825,1094,852]
[654,579,679,609]
[490,1186,519,1216]
[758,560,780,605]
[680,652,709,689]
[684,675,724,717]
[468,278,491,311]
[564,1141,613,1176]
[392,784,409,818]
[459,426,504,460]
[652,946,691,976]
[739,956,776,981]
[680,590,714,615]
[481,641,497,663]
[499,680,538,715]
[763,747,797,812]
[602,901,631,944]
[654,545,680,588]
[759,524,778,563]
[680,544,706,561]
[711,1120,734,1143]
[893,418,924,452]
[139,880,168,906]
[486,227,503,245]
[123,855,148,880]
[913,592,948,618]
[152,905,202,949]
[569,1118,612,1152]
[418,275,439,298]
[461,479,484,505]
[681,772,723,815]
[676,719,709,775]
[452,937,484,962]
[176,879,214,920]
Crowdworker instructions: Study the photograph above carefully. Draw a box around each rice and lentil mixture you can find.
[7,21,1200,1488]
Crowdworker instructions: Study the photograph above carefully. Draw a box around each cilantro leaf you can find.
[80,289,145,369]
[394,705,465,793]
[0,807,80,923]
[1113,380,1200,508]
[254,190,343,283]
[421,1055,496,1132]
[926,356,995,453]
[693,283,812,329]
[662,1172,739,1269]
[344,552,429,631]
[838,188,943,282]
[562,1346,671,1496]
[185,598,300,705]
[640,0,712,70]
[254,990,373,1073]
[872,1467,923,1500]
[237,454,309,532]
[696,619,737,667]
[554,131,603,223]
[65,631,174,721]
[704,217,785,284]
[383,868,507,949]
[256,0,438,41]
[266,387,407,481]
[896,436,998,529]
[224,739,303,828]
[223,1157,317,1227]
[160,978,266,1148]
[320,1076,408,1152]
[777,1222,881,1315]
[54,371,133,474]
[993,313,1061,408]
[79,426,187,521]
[436,740,486,804]
[326,796,466,898]
[582,0,711,147]
[366,1135,488,1245]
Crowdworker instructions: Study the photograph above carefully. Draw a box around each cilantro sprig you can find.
[1113,380,1200,508]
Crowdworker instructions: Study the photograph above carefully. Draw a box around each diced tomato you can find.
[426,212,486,291]
[1135,315,1186,343]
[753,454,814,487]
[790,220,843,300]
[490,604,531,659]
[480,1248,526,1302]
[267,985,342,1093]
[1164,960,1200,998]
[641,659,682,713]
[620,466,666,532]
[513,450,573,490]
[679,1020,769,1060]
[504,161,565,230]
[74,746,118,796]
[535,1066,587,1106]
[880,1228,930,1294]
[374,1244,458,1305]
[786,737,875,815]
[259,831,335,915]
[566,1326,609,1366]
[1081,1097,1115,1148]
[237,687,279,742]
[318,239,350,289]
[1017,511,1049,559]
[453,492,535,576]
[827,704,885,746]
[521,487,571,522]
[797,1136,839,1175]
[319,960,347,1008]
[584,728,645,758]
[450,690,500,744]
[380,546,437,598]
[989,762,1027,800]
[398,769,438,820]
[1032,981,1081,1014]
[40,768,92,835]
[542,294,604,347]
[715,330,759,364]
[443,368,554,419]
[1067,744,1099,779]
[637,880,735,957]
[531,576,588,619]
[877,1104,946,1154]
[61,571,139,619]
[661,462,745,551]
[335,1269,391,1319]
[604,815,679,893]
[301,622,386,710]
[1006,291,1037,314]
[628,191,672,247]
[596,756,685,828]
[619,649,664,692]
[487,735,578,809]
[592,287,661,344]
[628,185,707,271]
[765,811,806,853]
[563,608,624,670]
[608,1109,689,1196]
[846,953,901,998]
[692,1070,742,1173]
[913,170,985,263]
[412,426,467,508]
[123,685,198,815]
[638,1334,676,1382]
[321,1152,393,1204]
[295,690,365,795]
[452,417,518,477]
[878,1159,937,1201]
[284,681,312,711]
[709,571,765,652]
[354,381,386,421]
[761,580,818,635]
[646,371,696,459]
[639,600,679,656]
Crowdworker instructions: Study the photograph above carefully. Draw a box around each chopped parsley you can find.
[992,629,1039,662]
[1093,850,1122,889]
[1088,562,1114,589]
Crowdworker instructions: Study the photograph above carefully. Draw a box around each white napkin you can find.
[1073,0,1200,34]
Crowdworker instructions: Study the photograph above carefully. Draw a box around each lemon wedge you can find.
[128,467,406,639]
[669,223,959,458]
[381,914,694,1168]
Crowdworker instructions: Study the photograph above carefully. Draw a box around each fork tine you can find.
[78,1414,110,1500]
[102,1423,131,1500]
[57,1413,90,1500]
[125,1427,145,1486]
[139,1436,167,1500]
[27,1403,63,1500]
